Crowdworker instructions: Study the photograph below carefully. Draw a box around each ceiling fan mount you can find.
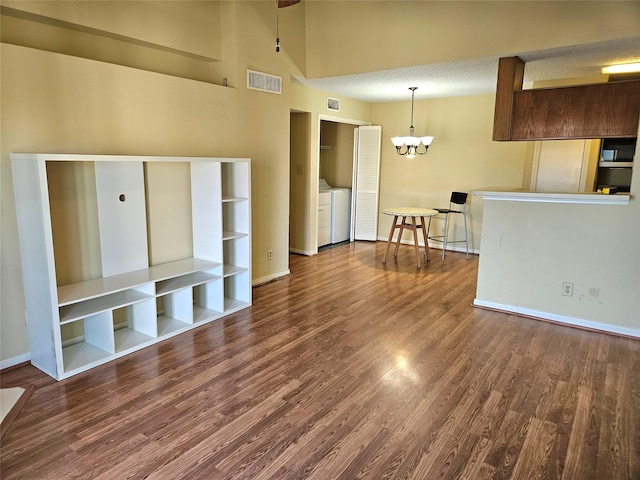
[275,0,301,52]
[277,0,300,7]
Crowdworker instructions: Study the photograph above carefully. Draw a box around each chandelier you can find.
[390,87,434,158]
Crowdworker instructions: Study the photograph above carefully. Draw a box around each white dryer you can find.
[319,179,352,244]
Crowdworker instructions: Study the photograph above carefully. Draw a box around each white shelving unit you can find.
[11,154,251,380]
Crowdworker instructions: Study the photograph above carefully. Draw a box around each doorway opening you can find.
[288,112,373,258]
[316,115,371,254]
[318,119,355,249]
[289,111,312,256]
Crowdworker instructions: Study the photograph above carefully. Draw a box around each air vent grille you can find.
[327,97,340,112]
[247,69,282,94]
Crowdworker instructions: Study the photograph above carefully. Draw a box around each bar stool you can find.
[427,192,469,261]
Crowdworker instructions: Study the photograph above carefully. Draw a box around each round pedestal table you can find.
[382,207,438,268]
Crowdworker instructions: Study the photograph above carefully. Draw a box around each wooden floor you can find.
[2,241,639,479]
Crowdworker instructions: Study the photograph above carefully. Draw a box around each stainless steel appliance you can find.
[597,137,635,193]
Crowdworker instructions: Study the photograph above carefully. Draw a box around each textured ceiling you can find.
[298,36,640,103]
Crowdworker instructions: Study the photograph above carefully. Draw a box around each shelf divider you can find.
[156,271,219,296]
[58,257,220,306]
[59,290,153,324]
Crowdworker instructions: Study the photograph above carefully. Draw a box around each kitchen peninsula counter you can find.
[471,185,639,339]
[471,188,631,205]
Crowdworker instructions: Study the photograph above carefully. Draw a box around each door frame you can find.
[530,139,599,192]
[313,114,370,254]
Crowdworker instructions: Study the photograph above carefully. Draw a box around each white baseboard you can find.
[473,299,640,338]
[289,248,313,256]
[375,236,478,255]
[0,352,31,371]
[253,269,290,287]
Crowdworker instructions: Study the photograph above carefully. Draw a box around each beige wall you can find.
[319,121,337,182]
[319,121,354,188]
[289,81,373,255]
[373,94,531,251]
[333,123,356,188]
[290,112,312,254]
[0,44,238,360]
[0,1,374,362]
[1,0,223,60]
[304,1,640,78]
[2,0,638,364]
[0,1,349,363]
[1,1,227,84]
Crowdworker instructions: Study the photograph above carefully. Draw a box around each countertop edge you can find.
[471,189,631,205]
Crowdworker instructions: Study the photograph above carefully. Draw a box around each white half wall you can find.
[474,129,640,335]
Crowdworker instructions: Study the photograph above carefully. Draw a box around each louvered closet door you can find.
[353,126,382,241]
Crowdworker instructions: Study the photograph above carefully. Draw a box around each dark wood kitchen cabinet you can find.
[493,57,640,141]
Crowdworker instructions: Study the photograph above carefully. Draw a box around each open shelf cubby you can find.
[12,154,252,380]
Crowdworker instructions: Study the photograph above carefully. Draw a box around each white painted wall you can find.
[475,122,640,336]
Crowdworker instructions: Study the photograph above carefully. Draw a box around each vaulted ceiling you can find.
[290,1,640,102]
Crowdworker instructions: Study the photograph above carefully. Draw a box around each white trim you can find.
[317,114,370,126]
[473,299,640,338]
[327,97,340,112]
[472,189,630,205]
[428,243,477,255]
[375,236,479,255]
[252,269,290,287]
[314,115,372,254]
[0,352,31,371]
[10,153,250,163]
[529,140,593,193]
[62,335,84,348]
[530,142,542,191]
[246,69,282,94]
[289,248,313,256]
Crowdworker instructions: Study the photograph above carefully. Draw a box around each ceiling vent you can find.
[247,69,282,94]
[327,97,340,112]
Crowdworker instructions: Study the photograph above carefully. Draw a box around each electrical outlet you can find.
[562,282,574,297]
[268,249,273,260]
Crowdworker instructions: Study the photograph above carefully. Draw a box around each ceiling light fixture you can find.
[391,87,434,158]
[275,0,301,53]
[602,62,640,75]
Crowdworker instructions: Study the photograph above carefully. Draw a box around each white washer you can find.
[317,191,332,247]
[319,179,352,244]
[329,188,351,243]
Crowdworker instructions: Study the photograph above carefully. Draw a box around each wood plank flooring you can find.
[1,241,639,479]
